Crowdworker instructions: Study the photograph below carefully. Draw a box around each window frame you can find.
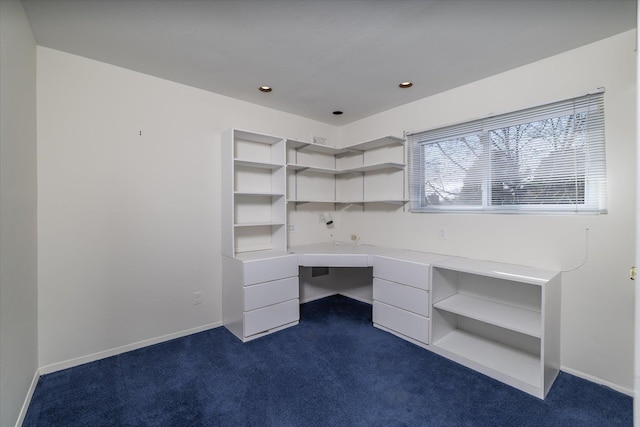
[407,91,607,214]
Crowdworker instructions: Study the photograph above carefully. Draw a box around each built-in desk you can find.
[224,241,561,399]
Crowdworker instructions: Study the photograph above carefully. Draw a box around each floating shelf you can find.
[342,162,406,173]
[345,135,405,152]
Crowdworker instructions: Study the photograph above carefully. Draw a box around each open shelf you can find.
[344,135,405,152]
[286,138,353,155]
[433,294,541,337]
[342,162,406,173]
[287,163,345,175]
[234,222,285,228]
[235,191,285,197]
[430,258,560,399]
[234,159,284,170]
[433,329,541,389]
[337,199,408,205]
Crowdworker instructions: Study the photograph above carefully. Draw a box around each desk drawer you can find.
[244,276,298,311]
[373,256,429,290]
[244,299,299,338]
[373,301,430,344]
[242,255,298,286]
[373,278,429,317]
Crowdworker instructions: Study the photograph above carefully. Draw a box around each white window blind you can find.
[408,91,607,213]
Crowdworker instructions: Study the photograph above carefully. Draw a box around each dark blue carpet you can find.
[24,295,632,426]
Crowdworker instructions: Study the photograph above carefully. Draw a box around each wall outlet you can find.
[439,228,447,240]
[193,291,202,305]
[287,224,295,232]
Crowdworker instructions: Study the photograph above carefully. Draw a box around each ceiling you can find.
[22,0,636,125]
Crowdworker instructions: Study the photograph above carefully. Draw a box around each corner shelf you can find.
[342,162,406,174]
[287,163,346,175]
[286,135,407,207]
[343,135,405,152]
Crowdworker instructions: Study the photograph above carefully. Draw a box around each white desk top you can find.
[288,242,448,267]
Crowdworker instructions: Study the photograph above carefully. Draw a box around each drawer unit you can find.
[373,255,429,290]
[222,253,300,342]
[372,254,434,347]
[373,301,430,344]
[373,278,429,317]
[242,255,298,285]
[244,299,300,338]
[244,276,298,311]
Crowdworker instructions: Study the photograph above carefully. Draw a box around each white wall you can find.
[0,0,39,426]
[37,47,338,371]
[337,31,637,393]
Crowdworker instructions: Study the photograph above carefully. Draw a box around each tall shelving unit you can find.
[221,129,299,342]
[430,257,561,398]
[222,129,287,255]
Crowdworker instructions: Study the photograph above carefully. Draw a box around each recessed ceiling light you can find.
[332,111,343,115]
[399,81,413,88]
[259,86,272,93]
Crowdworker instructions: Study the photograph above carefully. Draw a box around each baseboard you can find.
[338,292,372,305]
[39,321,222,375]
[15,369,40,427]
[300,292,338,304]
[300,293,373,305]
[560,366,633,396]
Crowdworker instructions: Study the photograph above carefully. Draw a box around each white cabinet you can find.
[221,129,299,342]
[286,136,407,206]
[430,257,561,399]
[222,252,299,342]
[372,253,441,347]
[222,129,287,256]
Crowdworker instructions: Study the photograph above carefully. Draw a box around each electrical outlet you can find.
[287,224,295,232]
[193,291,202,305]
[439,228,447,240]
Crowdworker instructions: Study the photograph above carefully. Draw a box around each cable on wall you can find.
[561,227,590,272]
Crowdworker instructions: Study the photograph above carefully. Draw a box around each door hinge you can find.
[630,266,636,280]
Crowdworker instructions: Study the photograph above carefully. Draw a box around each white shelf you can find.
[337,199,408,205]
[287,163,345,175]
[342,162,406,173]
[235,191,285,197]
[433,329,541,389]
[287,199,408,205]
[430,257,560,399]
[287,138,353,155]
[433,294,541,337]
[235,129,283,145]
[287,199,336,205]
[234,159,284,170]
[234,222,285,228]
[345,135,405,151]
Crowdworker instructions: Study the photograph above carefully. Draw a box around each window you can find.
[408,91,607,213]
